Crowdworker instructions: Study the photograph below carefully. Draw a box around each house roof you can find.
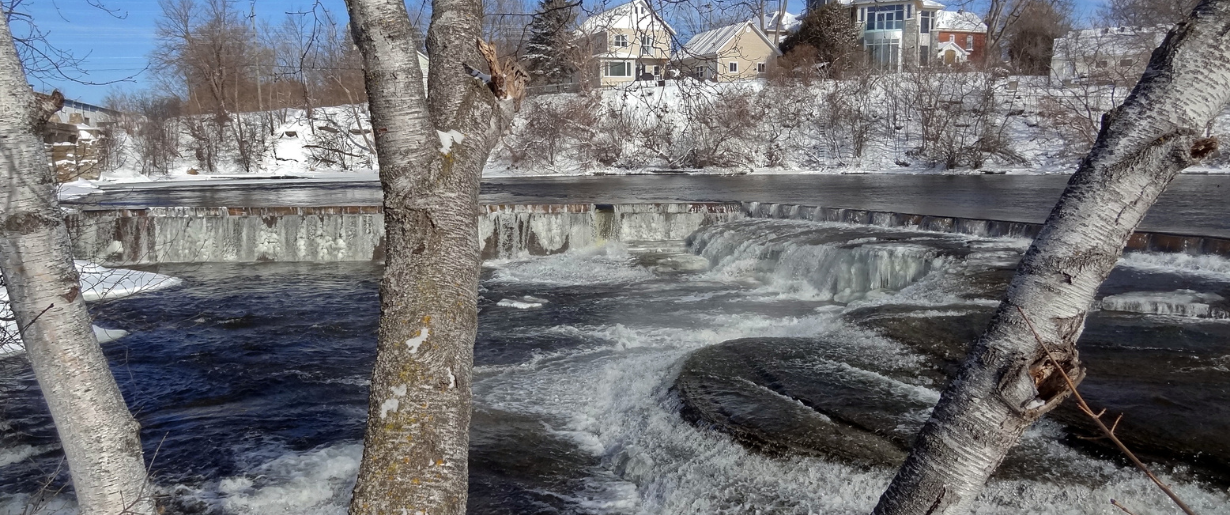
[578,0,676,35]
[679,21,779,59]
[751,10,799,33]
[934,10,987,32]
[838,0,945,7]
[935,40,970,57]
[1051,26,1166,59]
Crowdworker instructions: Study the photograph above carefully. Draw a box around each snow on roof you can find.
[838,0,944,6]
[934,10,986,32]
[752,10,799,32]
[1052,26,1167,59]
[579,0,676,35]
[680,21,777,58]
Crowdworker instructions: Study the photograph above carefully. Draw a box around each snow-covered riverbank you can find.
[1,262,182,357]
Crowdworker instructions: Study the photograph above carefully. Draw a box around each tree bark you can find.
[875,2,1230,513]
[343,0,521,513]
[0,16,156,515]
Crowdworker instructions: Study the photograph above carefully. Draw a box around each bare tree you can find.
[1101,0,1202,27]
[342,0,526,513]
[875,1,1230,513]
[0,16,156,515]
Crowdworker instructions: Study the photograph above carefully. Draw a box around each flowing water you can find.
[2,218,1230,514]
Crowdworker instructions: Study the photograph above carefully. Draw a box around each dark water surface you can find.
[72,174,1230,238]
[3,221,1230,513]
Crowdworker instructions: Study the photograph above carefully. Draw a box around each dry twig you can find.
[1015,305,1198,515]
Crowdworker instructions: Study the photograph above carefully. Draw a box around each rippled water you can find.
[2,219,1229,514]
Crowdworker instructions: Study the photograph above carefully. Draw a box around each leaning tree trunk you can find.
[343,0,523,513]
[875,2,1230,513]
[0,16,156,515]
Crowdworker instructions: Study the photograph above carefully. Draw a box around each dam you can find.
[2,175,1223,514]
[67,200,1230,266]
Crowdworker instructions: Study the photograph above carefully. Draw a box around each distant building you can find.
[811,0,954,71]
[1050,27,1164,84]
[751,10,800,45]
[680,21,782,82]
[576,0,675,87]
[933,10,987,65]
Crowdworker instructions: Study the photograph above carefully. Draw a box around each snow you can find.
[379,398,399,419]
[61,72,1230,183]
[405,327,430,353]
[437,130,465,154]
[934,10,988,32]
[57,178,102,202]
[1,262,182,359]
[496,296,548,309]
[1099,290,1228,318]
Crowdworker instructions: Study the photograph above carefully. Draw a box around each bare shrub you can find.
[503,93,602,169]
[676,86,759,169]
[905,70,1023,169]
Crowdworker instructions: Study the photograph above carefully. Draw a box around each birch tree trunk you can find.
[0,16,156,515]
[343,0,522,513]
[875,2,1230,513]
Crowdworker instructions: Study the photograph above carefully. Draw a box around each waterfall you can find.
[688,219,955,303]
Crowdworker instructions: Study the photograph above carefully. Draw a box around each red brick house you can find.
[933,10,987,65]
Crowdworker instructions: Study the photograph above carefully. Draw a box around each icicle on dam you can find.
[65,201,1230,266]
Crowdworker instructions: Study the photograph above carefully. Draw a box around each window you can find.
[948,34,955,43]
[757,62,766,73]
[858,8,864,22]
[728,62,738,73]
[865,5,904,31]
[1096,60,1109,69]
[920,11,932,34]
[605,61,631,77]
[640,35,653,55]
[866,36,901,70]
[906,4,913,19]
[613,34,629,47]
[965,35,974,50]
[1119,58,1135,67]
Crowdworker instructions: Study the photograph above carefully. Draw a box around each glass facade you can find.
[866,5,904,31]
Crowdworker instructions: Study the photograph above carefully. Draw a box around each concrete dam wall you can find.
[742,201,1230,256]
[66,200,1230,266]
[66,203,745,265]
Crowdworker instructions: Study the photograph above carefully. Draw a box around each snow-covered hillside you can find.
[87,74,1230,184]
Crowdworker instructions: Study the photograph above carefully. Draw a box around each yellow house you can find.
[679,21,781,82]
[576,0,675,87]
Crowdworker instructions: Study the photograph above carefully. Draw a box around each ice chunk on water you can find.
[497,296,547,309]
[1099,290,1227,318]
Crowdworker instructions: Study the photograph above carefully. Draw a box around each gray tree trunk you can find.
[876,2,1230,513]
[343,0,522,513]
[0,16,156,515]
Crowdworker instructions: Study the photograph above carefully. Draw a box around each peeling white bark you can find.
[343,0,520,513]
[875,2,1230,514]
[0,15,155,515]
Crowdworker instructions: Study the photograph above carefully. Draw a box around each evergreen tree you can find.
[779,3,861,71]
[524,0,578,85]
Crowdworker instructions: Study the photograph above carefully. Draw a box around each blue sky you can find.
[25,0,1104,104]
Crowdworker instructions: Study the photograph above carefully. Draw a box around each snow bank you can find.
[0,262,182,358]
[57,178,103,202]
[78,75,1230,181]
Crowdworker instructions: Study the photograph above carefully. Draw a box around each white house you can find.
[577,0,676,86]
[1050,26,1165,83]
